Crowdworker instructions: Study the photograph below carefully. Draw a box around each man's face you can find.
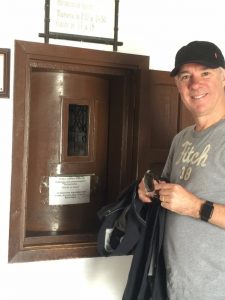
[175,63,225,118]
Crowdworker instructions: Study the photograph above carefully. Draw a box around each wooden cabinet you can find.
[8,40,149,262]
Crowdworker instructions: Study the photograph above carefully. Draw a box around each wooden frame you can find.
[8,40,149,263]
[0,48,10,98]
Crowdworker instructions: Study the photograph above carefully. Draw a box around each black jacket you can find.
[97,181,167,300]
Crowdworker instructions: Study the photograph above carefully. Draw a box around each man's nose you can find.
[189,75,202,88]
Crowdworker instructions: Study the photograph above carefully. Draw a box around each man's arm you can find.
[155,182,225,229]
[138,180,225,229]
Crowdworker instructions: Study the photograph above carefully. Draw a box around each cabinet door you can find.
[179,100,194,130]
[26,71,109,234]
[137,69,193,177]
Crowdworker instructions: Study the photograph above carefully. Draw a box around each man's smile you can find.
[191,93,208,100]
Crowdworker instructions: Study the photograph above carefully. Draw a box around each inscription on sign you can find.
[50,0,114,37]
[49,176,91,205]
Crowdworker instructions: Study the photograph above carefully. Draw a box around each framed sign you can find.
[0,48,10,98]
[50,0,115,39]
[39,0,122,51]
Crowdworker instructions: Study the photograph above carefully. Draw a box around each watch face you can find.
[200,201,214,222]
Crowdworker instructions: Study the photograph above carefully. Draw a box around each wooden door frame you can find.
[8,40,149,262]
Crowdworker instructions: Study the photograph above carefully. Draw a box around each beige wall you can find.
[1,1,225,299]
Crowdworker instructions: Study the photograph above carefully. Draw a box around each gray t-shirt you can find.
[162,119,225,300]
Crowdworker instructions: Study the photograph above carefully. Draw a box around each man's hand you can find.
[155,182,202,218]
[138,178,160,204]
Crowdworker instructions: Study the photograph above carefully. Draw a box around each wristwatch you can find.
[200,201,214,222]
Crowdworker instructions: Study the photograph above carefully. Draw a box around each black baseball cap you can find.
[170,41,225,77]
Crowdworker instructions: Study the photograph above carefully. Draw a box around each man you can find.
[138,41,225,299]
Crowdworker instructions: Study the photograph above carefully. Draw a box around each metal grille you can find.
[68,104,89,156]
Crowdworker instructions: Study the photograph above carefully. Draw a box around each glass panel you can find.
[68,104,89,156]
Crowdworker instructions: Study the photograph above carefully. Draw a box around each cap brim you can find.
[170,60,222,77]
